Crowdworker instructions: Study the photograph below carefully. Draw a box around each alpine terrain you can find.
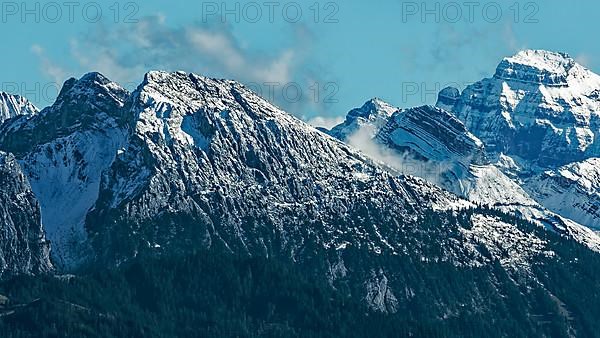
[1,50,600,336]
[437,50,600,233]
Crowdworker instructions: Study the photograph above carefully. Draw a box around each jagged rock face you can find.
[437,50,600,167]
[86,71,465,267]
[378,105,486,165]
[0,93,38,125]
[364,269,398,313]
[525,158,600,230]
[496,50,577,86]
[0,152,52,278]
[372,105,527,210]
[375,105,487,192]
[328,98,398,141]
[0,73,129,268]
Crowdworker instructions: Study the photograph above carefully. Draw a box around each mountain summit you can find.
[494,50,582,86]
[327,98,398,141]
[437,49,600,167]
[86,71,463,267]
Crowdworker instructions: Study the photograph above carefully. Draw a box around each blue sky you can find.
[0,0,597,127]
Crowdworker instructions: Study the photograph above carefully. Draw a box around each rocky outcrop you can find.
[0,152,52,278]
[376,105,487,186]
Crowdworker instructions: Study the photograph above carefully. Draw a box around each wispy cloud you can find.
[306,116,344,129]
[575,53,591,67]
[69,16,297,87]
[30,44,69,84]
[346,125,407,170]
[345,123,453,186]
[400,20,526,79]
[31,16,333,116]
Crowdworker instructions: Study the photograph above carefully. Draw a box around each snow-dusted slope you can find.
[86,71,466,266]
[461,164,600,251]
[526,158,600,230]
[327,98,398,141]
[463,164,536,206]
[459,213,554,271]
[0,92,38,124]
[437,50,600,167]
[0,73,129,268]
[0,152,52,278]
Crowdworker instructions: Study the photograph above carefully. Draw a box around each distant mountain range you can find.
[326,50,600,238]
[2,50,600,336]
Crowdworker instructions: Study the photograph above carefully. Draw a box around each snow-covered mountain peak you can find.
[327,98,399,141]
[0,73,129,157]
[130,70,300,141]
[0,72,130,268]
[494,49,600,87]
[502,50,573,73]
[138,70,233,106]
[47,72,129,123]
[439,49,600,167]
[83,69,482,266]
[0,92,38,124]
[348,98,397,119]
[138,70,271,112]
[56,72,129,110]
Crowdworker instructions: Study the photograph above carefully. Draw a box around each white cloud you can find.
[576,53,591,67]
[30,15,330,115]
[346,125,407,171]
[187,30,246,70]
[306,115,344,129]
[30,44,69,85]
